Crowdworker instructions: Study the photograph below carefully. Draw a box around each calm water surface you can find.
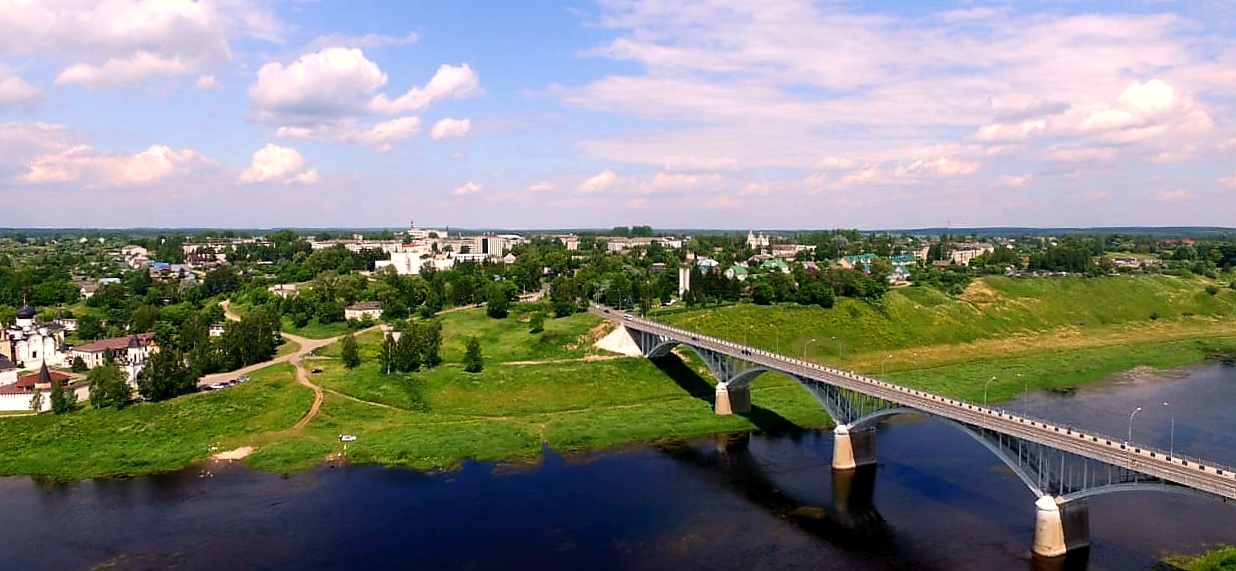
[2,362,1235,571]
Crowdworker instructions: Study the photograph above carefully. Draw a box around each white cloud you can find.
[239,143,317,184]
[20,144,215,186]
[526,181,553,192]
[369,63,480,114]
[740,181,770,195]
[1000,174,1033,187]
[276,117,421,152]
[0,0,282,88]
[304,32,420,53]
[556,0,1236,218]
[894,158,980,177]
[578,169,617,192]
[650,171,721,190]
[194,74,224,91]
[430,118,472,140]
[55,51,193,87]
[1153,188,1193,201]
[0,65,39,107]
[1221,173,1236,188]
[249,48,479,150]
[453,181,482,195]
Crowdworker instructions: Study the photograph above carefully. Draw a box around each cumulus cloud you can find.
[578,170,617,192]
[0,65,39,107]
[430,118,472,140]
[526,181,553,192]
[239,143,318,184]
[894,158,980,177]
[304,32,420,54]
[20,144,215,186]
[1153,188,1193,201]
[1000,174,1033,187]
[248,48,479,150]
[557,0,1236,216]
[276,117,421,152]
[0,0,282,88]
[740,181,770,195]
[650,171,721,190]
[194,75,224,91]
[453,181,482,195]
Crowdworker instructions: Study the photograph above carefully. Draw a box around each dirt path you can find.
[500,355,626,366]
[213,300,376,430]
[290,355,323,430]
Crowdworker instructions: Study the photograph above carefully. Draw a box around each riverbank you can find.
[6,275,1236,480]
[1162,546,1236,570]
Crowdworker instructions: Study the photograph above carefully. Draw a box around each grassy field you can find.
[661,275,1236,368]
[0,364,311,479]
[8,275,1236,480]
[1163,546,1236,571]
[253,309,830,473]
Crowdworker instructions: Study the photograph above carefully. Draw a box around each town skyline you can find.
[3,1,1236,229]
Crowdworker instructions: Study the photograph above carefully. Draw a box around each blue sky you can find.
[2,0,1236,229]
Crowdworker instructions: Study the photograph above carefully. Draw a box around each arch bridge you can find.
[592,307,1236,558]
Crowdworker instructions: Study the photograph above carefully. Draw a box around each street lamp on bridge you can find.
[881,354,893,376]
[984,376,996,406]
[803,338,817,360]
[1163,401,1174,458]
[1127,405,1142,445]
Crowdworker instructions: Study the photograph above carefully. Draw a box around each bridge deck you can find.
[594,308,1236,501]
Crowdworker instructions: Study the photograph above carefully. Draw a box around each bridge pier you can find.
[714,383,751,415]
[832,424,877,470]
[1032,496,1090,558]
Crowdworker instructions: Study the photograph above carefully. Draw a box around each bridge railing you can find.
[611,309,1236,480]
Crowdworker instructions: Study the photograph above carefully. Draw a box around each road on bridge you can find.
[594,307,1236,501]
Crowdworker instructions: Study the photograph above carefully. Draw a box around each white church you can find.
[1,305,69,369]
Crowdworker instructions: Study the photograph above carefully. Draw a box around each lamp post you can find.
[1127,406,1142,445]
[881,354,893,376]
[984,376,996,407]
[833,336,844,360]
[773,325,781,354]
[1019,373,1027,415]
[803,338,817,360]
[1163,402,1174,458]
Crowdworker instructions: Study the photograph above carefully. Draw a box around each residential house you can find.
[70,333,157,372]
[345,301,383,321]
[724,265,750,281]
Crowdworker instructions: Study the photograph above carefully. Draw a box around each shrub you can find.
[1206,285,1220,296]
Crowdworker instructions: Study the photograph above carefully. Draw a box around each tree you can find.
[88,364,132,409]
[341,333,360,369]
[485,283,510,319]
[463,336,484,373]
[137,349,198,402]
[395,328,419,372]
[420,320,443,367]
[29,388,43,412]
[752,283,775,305]
[70,356,88,373]
[529,311,545,334]
[378,333,396,374]
[50,379,77,414]
[77,313,104,341]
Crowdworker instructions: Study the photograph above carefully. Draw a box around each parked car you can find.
[311,368,323,374]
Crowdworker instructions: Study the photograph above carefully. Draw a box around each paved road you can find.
[595,307,1236,501]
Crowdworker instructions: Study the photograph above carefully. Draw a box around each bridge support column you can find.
[714,383,751,415]
[1032,496,1090,558]
[832,425,877,470]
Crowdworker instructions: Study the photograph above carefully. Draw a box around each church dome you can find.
[16,305,36,319]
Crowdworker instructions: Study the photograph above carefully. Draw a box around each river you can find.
[2,362,1235,570]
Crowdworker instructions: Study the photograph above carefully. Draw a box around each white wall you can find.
[0,390,50,413]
